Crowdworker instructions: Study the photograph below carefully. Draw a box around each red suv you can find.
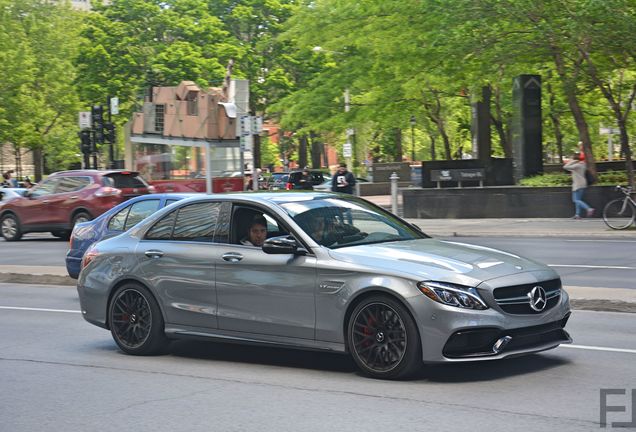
[0,170,154,241]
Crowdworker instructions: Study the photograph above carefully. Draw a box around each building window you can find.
[154,104,165,132]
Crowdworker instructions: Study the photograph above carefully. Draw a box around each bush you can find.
[519,170,629,187]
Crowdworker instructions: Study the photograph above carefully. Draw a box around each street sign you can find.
[343,143,352,158]
[600,127,620,135]
[251,116,263,134]
[240,115,251,136]
[110,97,119,115]
[240,134,253,151]
[78,111,91,129]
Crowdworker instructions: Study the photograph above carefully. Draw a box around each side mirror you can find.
[262,235,305,255]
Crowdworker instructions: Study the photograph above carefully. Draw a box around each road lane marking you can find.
[548,264,636,270]
[561,344,636,355]
[0,306,80,314]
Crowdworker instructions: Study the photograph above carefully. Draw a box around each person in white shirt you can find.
[563,153,594,219]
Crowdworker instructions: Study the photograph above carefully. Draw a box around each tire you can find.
[51,230,71,240]
[108,283,167,355]
[1,213,22,241]
[347,295,422,379]
[602,198,635,230]
[72,211,92,226]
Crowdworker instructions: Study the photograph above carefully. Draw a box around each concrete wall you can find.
[359,181,411,196]
[402,186,619,218]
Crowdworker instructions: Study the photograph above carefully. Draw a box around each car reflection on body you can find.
[66,193,197,278]
[77,192,571,379]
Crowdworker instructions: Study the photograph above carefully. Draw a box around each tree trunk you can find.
[33,147,43,182]
[617,118,635,188]
[309,132,322,169]
[394,128,403,162]
[253,133,261,169]
[491,85,511,158]
[298,135,308,168]
[551,48,596,174]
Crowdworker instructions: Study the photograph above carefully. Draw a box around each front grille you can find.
[493,278,562,314]
[443,314,571,358]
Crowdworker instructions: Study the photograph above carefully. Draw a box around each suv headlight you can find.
[417,281,488,310]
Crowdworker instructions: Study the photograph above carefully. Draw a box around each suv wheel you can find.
[1,213,23,241]
[51,230,71,240]
[72,211,92,226]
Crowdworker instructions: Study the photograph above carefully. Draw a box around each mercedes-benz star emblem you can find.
[528,286,547,312]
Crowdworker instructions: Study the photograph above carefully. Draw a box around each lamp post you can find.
[410,115,416,162]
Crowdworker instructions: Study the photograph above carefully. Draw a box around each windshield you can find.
[279,196,427,249]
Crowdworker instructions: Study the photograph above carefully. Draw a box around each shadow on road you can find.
[165,340,571,381]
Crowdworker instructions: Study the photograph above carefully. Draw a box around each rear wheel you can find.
[108,283,167,355]
[347,295,422,379]
[1,213,22,241]
[603,198,635,230]
[72,211,92,226]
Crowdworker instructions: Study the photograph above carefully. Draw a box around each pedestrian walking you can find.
[2,170,18,187]
[564,153,594,219]
[331,163,356,194]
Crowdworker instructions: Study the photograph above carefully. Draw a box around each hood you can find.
[327,238,550,285]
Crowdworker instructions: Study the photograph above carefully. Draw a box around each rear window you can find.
[104,173,148,188]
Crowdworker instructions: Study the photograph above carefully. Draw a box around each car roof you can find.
[49,169,141,177]
[176,191,345,206]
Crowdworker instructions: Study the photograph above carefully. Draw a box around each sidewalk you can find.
[364,195,636,239]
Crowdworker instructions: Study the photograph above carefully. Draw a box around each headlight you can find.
[417,281,488,310]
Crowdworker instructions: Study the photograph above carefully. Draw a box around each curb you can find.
[0,273,75,286]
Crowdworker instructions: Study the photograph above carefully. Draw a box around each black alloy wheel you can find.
[347,295,421,379]
[109,284,167,355]
[1,213,22,241]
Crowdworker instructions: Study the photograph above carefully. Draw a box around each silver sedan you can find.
[77,192,571,379]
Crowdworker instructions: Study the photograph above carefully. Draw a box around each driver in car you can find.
[241,216,268,247]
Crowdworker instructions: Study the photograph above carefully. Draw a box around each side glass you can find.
[172,202,221,242]
[56,176,91,193]
[124,200,161,230]
[108,206,130,231]
[29,178,58,198]
[145,210,177,240]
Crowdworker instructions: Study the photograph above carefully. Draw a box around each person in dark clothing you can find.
[296,169,314,190]
[331,163,356,194]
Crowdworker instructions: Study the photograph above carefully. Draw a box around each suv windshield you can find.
[279,197,426,248]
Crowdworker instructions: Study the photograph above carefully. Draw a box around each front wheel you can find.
[347,295,422,379]
[108,283,167,355]
[603,198,635,230]
[1,213,22,241]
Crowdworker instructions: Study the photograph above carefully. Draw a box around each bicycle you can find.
[602,185,636,230]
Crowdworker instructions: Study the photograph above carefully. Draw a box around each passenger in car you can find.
[240,215,268,247]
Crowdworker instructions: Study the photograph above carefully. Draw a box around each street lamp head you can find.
[410,115,416,126]
[312,46,323,53]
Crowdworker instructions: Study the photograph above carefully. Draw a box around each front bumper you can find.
[407,289,572,362]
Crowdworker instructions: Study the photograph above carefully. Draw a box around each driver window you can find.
[232,207,287,247]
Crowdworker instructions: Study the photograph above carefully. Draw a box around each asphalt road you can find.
[1,282,635,431]
[1,235,634,290]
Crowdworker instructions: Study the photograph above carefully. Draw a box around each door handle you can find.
[42,200,49,204]
[70,195,79,199]
[144,250,164,259]
[222,252,243,262]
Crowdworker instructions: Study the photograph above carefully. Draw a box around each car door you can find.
[215,205,317,340]
[135,200,230,329]
[20,178,59,225]
[54,176,92,224]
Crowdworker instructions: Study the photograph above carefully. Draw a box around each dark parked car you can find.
[267,173,289,190]
[66,193,195,278]
[0,170,155,241]
[283,170,326,190]
[78,192,571,379]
